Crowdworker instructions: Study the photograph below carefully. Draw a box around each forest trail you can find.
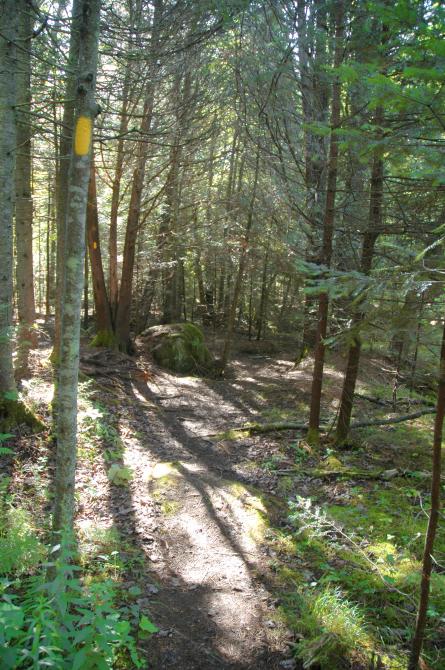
[76,348,308,669]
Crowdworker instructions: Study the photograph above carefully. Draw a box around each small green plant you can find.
[0,433,14,456]
[295,586,369,668]
[0,506,45,575]
[0,543,148,669]
[107,464,133,486]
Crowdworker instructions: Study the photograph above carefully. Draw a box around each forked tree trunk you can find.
[0,0,18,397]
[52,0,101,536]
[114,0,162,351]
[86,162,113,340]
[335,108,384,444]
[408,317,445,669]
[108,67,131,320]
[307,0,344,443]
[15,0,37,379]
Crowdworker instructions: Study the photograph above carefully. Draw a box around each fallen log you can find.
[210,408,435,439]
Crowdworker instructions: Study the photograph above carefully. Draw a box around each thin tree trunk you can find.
[408,317,445,669]
[307,0,344,444]
[52,0,101,536]
[0,0,18,397]
[220,151,260,372]
[86,162,113,340]
[53,1,83,364]
[335,108,384,443]
[108,66,130,320]
[114,0,162,350]
[15,0,37,379]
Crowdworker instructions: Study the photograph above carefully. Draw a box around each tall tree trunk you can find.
[0,0,18,398]
[86,162,113,341]
[108,66,130,320]
[307,0,344,444]
[408,317,445,669]
[335,108,384,443]
[53,1,83,364]
[220,152,260,372]
[52,0,101,537]
[114,0,162,350]
[15,0,37,379]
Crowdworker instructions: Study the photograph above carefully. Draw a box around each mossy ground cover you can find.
[245,401,445,669]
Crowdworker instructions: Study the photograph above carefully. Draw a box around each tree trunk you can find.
[108,66,130,320]
[408,317,445,669]
[114,0,162,350]
[307,0,344,444]
[52,0,101,537]
[86,162,113,341]
[220,151,260,372]
[335,107,384,443]
[0,0,18,397]
[53,1,83,364]
[15,0,37,379]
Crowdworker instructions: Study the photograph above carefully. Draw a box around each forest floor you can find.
[8,328,445,670]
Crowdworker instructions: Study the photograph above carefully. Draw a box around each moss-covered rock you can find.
[138,323,213,374]
[0,398,44,432]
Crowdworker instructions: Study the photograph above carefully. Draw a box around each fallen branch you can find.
[209,408,435,439]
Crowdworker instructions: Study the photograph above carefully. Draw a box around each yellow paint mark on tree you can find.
[93,241,97,249]
[74,116,92,156]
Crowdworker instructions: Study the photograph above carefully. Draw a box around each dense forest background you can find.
[0,0,444,669]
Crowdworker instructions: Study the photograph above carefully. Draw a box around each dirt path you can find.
[75,344,389,668]
[111,359,294,669]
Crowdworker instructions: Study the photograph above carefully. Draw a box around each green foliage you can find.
[0,507,45,576]
[144,323,213,374]
[295,587,369,669]
[0,573,144,669]
[107,464,133,486]
[90,330,118,349]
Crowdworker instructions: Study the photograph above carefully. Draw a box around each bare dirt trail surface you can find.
[77,347,307,669]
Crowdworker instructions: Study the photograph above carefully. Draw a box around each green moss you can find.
[90,329,118,348]
[144,323,213,374]
[0,398,44,432]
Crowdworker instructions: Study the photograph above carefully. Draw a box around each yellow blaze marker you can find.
[74,116,92,156]
[93,241,97,250]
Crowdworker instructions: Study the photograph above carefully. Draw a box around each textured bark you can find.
[161,69,192,324]
[0,0,18,395]
[108,67,130,319]
[408,319,445,669]
[114,0,162,350]
[307,1,344,443]
[220,152,260,372]
[53,0,101,536]
[15,0,37,378]
[53,0,83,363]
[336,110,384,443]
[297,0,329,358]
[86,162,113,336]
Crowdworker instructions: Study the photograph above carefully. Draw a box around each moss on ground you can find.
[142,323,213,374]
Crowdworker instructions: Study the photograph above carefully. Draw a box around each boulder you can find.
[138,323,213,374]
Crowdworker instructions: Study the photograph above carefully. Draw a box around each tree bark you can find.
[307,0,344,443]
[336,109,384,443]
[408,318,445,669]
[53,0,83,364]
[114,0,162,350]
[108,66,131,320]
[0,0,18,396]
[220,151,260,372]
[86,162,113,340]
[52,0,101,537]
[15,0,37,379]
